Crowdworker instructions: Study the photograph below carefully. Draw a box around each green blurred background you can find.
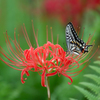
[0,0,100,100]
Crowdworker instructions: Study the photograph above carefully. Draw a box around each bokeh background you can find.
[0,0,100,100]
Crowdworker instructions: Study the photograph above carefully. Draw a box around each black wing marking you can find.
[67,22,86,46]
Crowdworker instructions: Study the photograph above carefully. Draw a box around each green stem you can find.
[46,77,51,100]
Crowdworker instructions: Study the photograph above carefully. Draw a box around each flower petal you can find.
[21,68,30,84]
[61,72,73,85]
[46,71,57,77]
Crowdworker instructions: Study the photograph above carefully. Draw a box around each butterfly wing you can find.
[66,23,75,52]
[65,22,93,55]
[65,22,82,55]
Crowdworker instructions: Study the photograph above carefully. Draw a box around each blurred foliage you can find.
[0,0,100,100]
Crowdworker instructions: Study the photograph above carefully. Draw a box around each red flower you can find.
[0,22,97,87]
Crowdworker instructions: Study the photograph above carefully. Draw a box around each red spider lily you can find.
[0,21,98,87]
[43,0,100,26]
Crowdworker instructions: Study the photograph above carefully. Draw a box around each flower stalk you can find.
[46,77,51,100]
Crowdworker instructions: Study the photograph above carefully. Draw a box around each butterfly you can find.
[65,22,92,55]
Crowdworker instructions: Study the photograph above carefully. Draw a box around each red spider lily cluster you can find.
[0,22,97,87]
[43,0,100,26]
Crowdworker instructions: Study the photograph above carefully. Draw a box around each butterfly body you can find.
[65,22,92,55]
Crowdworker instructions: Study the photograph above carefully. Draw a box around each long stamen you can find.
[57,34,59,44]
[22,24,32,47]
[50,27,53,43]
[80,46,99,65]
[9,37,24,61]
[6,42,22,63]
[68,63,89,77]
[31,20,39,47]
[0,51,23,67]
[0,58,22,70]
[46,25,48,42]
[81,27,85,39]
[86,31,95,45]
[22,27,31,47]
[14,32,23,57]
[13,33,26,63]
[79,42,94,61]
[77,27,80,36]
[5,32,22,59]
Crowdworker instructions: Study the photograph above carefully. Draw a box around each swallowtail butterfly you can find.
[65,22,92,55]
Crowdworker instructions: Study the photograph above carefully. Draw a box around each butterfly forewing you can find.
[66,23,75,53]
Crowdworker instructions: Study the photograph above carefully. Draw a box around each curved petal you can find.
[46,71,57,77]
[21,68,30,84]
[61,72,73,85]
